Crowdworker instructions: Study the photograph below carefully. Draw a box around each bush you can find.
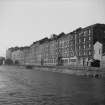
[5,59,13,65]
[14,60,19,65]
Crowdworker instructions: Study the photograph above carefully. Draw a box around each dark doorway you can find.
[91,60,100,67]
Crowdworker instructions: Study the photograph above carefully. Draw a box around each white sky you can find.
[0,0,105,57]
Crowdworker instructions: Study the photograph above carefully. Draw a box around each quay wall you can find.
[4,64,105,78]
[24,65,105,78]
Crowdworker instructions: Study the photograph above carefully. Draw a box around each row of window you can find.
[78,44,91,49]
[58,47,74,52]
[42,58,77,64]
[78,51,92,56]
[43,56,56,59]
[44,59,57,63]
[61,58,76,64]
[32,38,91,54]
[59,41,74,47]
[42,52,75,58]
[79,29,91,37]
[78,37,91,43]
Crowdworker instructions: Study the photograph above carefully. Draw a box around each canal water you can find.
[0,66,105,105]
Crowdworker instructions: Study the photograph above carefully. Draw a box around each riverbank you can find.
[24,65,105,78]
[2,65,105,78]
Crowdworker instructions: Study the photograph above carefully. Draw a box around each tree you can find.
[15,60,19,65]
[5,59,13,65]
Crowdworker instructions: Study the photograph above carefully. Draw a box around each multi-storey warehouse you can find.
[6,23,105,67]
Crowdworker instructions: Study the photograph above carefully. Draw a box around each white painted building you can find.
[93,41,102,61]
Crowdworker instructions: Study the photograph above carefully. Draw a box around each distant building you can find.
[11,49,24,64]
[6,48,15,60]
[6,46,30,65]
[0,57,5,65]
[48,34,57,65]
[20,47,30,65]
[6,49,12,59]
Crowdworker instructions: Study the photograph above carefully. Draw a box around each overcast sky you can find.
[0,0,105,57]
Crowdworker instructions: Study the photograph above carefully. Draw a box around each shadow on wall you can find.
[91,60,100,67]
[14,60,19,65]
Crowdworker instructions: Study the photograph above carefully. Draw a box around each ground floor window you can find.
[62,59,69,64]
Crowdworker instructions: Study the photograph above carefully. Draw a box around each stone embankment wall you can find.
[101,56,105,68]
[25,65,105,78]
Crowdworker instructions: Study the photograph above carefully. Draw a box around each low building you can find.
[6,47,19,60]
[11,48,24,64]
[9,46,30,65]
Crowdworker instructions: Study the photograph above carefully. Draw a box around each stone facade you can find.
[6,47,18,60]
[75,27,94,66]
[6,47,30,65]
[6,49,12,60]
[57,32,76,65]
[21,47,30,65]
[11,49,24,64]
[48,35,58,65]
[6,23,105,67]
